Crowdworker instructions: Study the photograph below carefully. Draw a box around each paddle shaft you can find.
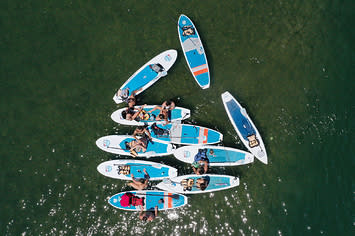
[135,193,179,199]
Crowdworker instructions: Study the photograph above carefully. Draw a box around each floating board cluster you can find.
[95,14,268,213]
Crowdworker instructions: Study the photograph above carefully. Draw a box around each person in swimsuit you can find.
[196,177,208,191]
[125,139,147,157]
[139,205,158,222]
[192,149,209,175]
[122,105,147,121]
[182,26,195,36]
[132,126,152,141]
[147,100,175,125]
[128,168,150,190]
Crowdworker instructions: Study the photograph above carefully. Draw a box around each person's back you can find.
[139,205,158,222]
[128,168,150,190]
[192,149,209,175]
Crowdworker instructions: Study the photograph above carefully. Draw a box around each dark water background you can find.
[1,0,354,235]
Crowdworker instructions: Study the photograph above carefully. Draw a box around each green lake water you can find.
[1,0,354,235]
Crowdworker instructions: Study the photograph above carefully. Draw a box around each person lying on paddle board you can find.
[192,149,209,175]
[196,177,209,191]
[125,139,148,157]
[147,100,175,125]
[122,105,148,121]
[139,205,158,222]
[128,168,150,190]
[116,88,140,106]
[182,25,195,36]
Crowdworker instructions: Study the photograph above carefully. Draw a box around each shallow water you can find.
[1,0,354,235]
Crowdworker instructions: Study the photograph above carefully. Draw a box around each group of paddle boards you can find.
[95,15,268,212]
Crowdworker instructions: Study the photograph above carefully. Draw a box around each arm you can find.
[132,130,138,139]
[144,128,152,139]
[203,161,208,174]
[154,206,158,217]
[148,105,162,113]
[192,166,199,175]
[139,205,144,218]
[143,168,150,179]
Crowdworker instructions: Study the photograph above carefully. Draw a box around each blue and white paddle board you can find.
[108,190,188,211]
[173,145,254,166]
[111,105,190,126]
[95,135,173,157]
[156,174,239,194]
[148,123,222,145]
[178,14,210,89]
[97,160,178,180]
[221,91,268,164]
[113,49,178,104]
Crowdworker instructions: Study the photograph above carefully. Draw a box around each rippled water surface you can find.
[1,0,353,235]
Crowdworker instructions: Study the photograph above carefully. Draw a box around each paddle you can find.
[134,193,181,199]
[113,164,153,167]
[163,178,228,187]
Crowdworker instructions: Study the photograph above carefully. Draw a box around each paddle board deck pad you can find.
[113,49,178,104]
[156,174,239,194]
[173,145,254,166]
[111,105,191,126]
[108,190,188,211]
[148,123,223,145]
[97,160,178,180]
[96,135,174,157]
[221,91,268,164]
[178,14,210,89]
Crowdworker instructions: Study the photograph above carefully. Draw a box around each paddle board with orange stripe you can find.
[178,14,210,89]
[108,190,188,211]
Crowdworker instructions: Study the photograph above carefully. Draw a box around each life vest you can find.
[194,149,208,162]
[120,193,144,207]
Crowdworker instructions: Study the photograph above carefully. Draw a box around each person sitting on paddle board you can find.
[139,205,158,222]
[116,88,140,105]
[132,126,153,143]
[122,105,148,121]
[162,100,176,111]
[182,25,195,36]
[128,168,150,190]
[192,149,209,175]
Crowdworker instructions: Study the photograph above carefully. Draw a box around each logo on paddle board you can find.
[105,165,112,172]
[164,54,172,62]
[183,151,190,158]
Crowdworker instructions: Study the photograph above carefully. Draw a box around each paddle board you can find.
[108,190,188,211]
[97,160,178,180]
[113,49,178,104]
[95,135,174,157]
[111,105,190,126]
[173,145,254,166]
[178,14,210,89]
[221,91,268,164]
[156,174,239,194]
[148,123,223,145]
